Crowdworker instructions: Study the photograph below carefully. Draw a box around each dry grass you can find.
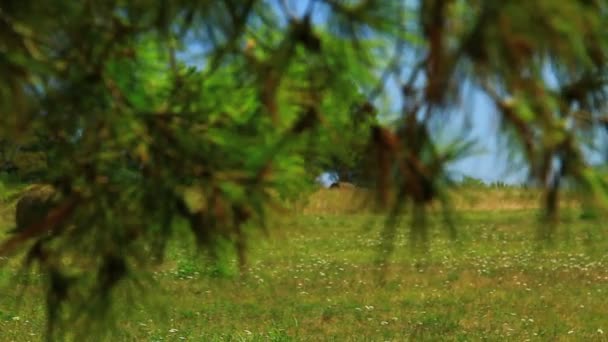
[300,185,581,214]
[450,187,542,211]
[300,187,373,215]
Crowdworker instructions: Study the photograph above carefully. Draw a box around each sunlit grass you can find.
[0,186,607,341]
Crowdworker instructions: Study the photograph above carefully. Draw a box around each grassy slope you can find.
[0,186,607,341]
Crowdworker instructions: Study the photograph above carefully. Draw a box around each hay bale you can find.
[14,184,58,233]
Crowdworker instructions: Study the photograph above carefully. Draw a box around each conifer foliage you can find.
[1,1,607,338]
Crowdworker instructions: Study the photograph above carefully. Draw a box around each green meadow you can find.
[0,186,607,341]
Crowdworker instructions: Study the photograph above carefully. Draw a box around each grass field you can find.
[0,186,607,341]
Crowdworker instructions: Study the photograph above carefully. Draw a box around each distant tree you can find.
[459,176,486,188]
[1,0,608,339]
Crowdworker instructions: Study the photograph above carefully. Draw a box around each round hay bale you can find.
[14,184,58,233]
